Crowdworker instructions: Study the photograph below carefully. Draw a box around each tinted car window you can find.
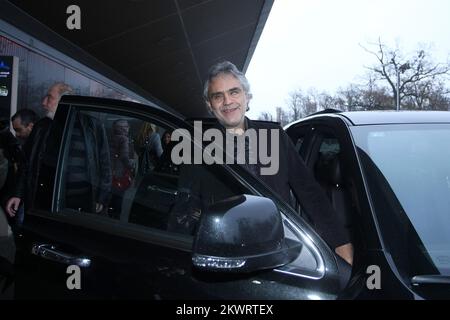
[57,109,177,225]
[351,124,450,276]
[56,108,249,237]
[295,137,305,153]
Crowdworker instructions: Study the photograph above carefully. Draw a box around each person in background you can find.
[109,119,134,218]
[11,109,38,143]
[161,131,171,150]
[10,109,39,226]
[6,83,71,217]
[135,122,163,174]
[6,82,111,217]
[156,130,178,175]
[0,119,24,299]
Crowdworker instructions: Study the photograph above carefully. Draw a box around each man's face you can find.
[42,86,61,117]
[207,73,248,130]
[163,133,171,145]
[12,117,33,141]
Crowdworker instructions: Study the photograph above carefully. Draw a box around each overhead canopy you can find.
[3,0,273,117]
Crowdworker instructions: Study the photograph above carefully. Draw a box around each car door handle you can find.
[31,244,91,267]
[147,184,178,196]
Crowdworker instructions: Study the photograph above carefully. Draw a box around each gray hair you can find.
[203,61,252,111]
[51,82,73,97]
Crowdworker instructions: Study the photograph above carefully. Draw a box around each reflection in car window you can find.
[59,109,112,214]
[58,110,179,228]
[319,138,340,155]
[313,135,354,250]
[352,124,450,275]
[295,137,304,153]
[57,109,252,237]
[166,164,248,235]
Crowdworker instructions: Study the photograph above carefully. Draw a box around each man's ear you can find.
[28,123,34,130]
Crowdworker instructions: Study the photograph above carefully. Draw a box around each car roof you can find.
[302,110,450,126]
[60,95,185,118]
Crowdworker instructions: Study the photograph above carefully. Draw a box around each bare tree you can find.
[317,92,338,110]
[361,38,450,110]
[275,106,290,127]
[336,85,364,111]
[274,40,450,118]
[404,79,450,110]
[258,112,274,121]
[286,90,303,121]
[285,89,320,121]
[360,74,393,110]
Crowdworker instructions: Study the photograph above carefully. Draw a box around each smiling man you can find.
[200,61,354,265]
[207,72,249,133]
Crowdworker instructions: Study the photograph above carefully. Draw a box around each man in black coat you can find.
[172,61,354,265]
[6,82,111,217]
[0,122,23,299]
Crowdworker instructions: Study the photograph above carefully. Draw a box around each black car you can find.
[13,97,450,299]
[285,109,450,299]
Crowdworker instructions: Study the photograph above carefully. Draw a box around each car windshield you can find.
[351,123,450,276]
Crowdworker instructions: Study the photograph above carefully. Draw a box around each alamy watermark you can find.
[170,121,280,175]
[66,5,81,30]
[366,265,381,290]
[66,265,81,290]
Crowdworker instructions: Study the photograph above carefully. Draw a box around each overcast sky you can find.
[246,0,450,118]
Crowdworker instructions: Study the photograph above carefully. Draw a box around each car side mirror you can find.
[192,194,302,273]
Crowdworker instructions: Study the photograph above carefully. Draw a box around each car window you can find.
[295,137,305,153]
[319,137,340,155]
[314,136,343,188]
[309,131,355,249]
[56,108,249,237]
[286,124,312,161]
[352,124,450,276]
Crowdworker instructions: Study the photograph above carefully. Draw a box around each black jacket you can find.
[0,127,25,205]
[14,112,112,209]
[169,117,349,249]
[14,117,52,204]
[244,118,350,248]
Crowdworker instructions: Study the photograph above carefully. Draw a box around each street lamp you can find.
[394,61,411,111]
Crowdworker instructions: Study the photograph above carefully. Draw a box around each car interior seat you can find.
[128,172,179,229]
[315,153,353,236]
